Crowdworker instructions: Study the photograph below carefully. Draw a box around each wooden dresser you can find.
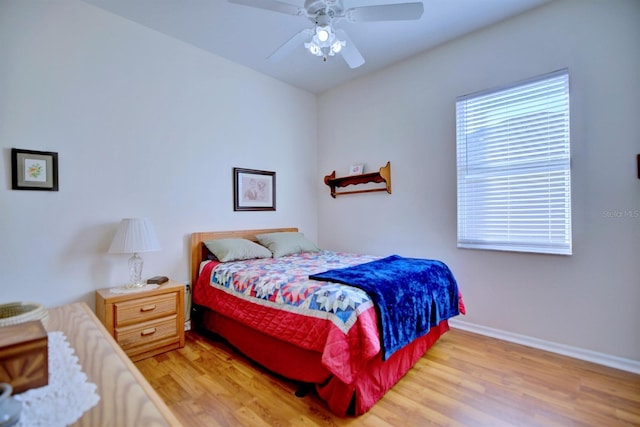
[46,302,182,426]
[95,281,185,361]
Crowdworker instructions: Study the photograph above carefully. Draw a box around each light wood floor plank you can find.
[135,328,640,426]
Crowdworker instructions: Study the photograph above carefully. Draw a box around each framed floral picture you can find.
[11,148,59,191]
[233,167,276,211]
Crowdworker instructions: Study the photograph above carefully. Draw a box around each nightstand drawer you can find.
[115,316,179,350]
[114,293,177,326]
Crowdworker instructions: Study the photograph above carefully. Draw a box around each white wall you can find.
[317,0,640,362]
[0,0,318,307]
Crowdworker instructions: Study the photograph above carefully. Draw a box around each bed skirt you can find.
[194,306,449,416]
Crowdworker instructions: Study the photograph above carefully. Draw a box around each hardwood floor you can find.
[135,328,640,426]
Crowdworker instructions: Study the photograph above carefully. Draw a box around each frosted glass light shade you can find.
[109,218,160,287]
[316,26,330,42]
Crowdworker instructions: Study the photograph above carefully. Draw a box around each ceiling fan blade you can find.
[346,2,424,22]
[268,28,314,62]
[228,0,305,16]
[336,30,365,69]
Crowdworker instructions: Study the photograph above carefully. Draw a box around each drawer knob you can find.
[140,304,156,312]
[141,328,156,336]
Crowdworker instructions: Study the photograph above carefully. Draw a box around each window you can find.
[456,69,571,255]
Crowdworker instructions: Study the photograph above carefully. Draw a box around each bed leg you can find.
[294,383,314,398]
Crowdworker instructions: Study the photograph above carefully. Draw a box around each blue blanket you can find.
[310,255,460,360]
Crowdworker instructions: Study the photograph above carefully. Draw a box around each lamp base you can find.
[128,253,144,288]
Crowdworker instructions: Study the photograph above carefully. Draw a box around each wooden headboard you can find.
[190,227,298,286]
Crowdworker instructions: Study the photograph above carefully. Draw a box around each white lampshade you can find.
[108,218,160,254]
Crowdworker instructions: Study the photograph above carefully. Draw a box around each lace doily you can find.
[15,331,100,427]
[110,284,159,294]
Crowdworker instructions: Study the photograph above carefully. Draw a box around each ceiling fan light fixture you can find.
[305,23,346,60]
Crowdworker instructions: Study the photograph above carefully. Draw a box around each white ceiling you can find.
[82,0,552,93]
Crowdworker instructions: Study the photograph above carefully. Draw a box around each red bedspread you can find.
[193,251,463,388]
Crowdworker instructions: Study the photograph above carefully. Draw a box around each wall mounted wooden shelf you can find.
[324,161,392,198]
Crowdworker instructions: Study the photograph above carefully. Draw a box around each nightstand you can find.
[95,281,185,361]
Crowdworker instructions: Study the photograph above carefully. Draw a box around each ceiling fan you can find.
[228,0,424,69]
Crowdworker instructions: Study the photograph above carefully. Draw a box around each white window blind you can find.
[456,69,571,255]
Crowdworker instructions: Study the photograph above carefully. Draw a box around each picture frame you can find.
[349,163,364,175]
[233,167,276,211]
[11,148,59,191]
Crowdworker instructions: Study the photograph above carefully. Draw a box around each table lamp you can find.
[108,218,160,288]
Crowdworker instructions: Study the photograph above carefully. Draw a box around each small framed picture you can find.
[233,167,276,211]
[11,148,59,191]
[349,163,364,175]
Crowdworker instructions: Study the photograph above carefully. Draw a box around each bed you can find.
[190,227,463,416]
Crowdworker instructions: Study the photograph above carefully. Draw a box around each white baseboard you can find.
[448,319,640,375]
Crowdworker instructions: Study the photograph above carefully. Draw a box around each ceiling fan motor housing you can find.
[304,0,345,19]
